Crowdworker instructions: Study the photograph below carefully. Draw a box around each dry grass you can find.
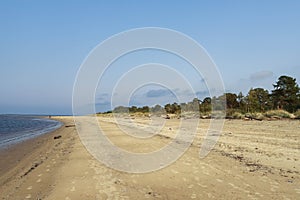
[265,110,294,119]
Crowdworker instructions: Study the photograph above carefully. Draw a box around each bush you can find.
[265,110,294,119]
[294,110,300,119]
[232,112,244,119]
[253,113,264,120]
[244,112,264,120]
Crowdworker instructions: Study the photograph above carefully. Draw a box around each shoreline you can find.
[0,122,64,179]
[0,116,299,199]
[0,115,63,150]
[0,117,76,199]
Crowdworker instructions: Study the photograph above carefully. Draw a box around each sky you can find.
[0,0,300,114]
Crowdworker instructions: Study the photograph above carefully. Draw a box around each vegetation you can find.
[98,75,300,120]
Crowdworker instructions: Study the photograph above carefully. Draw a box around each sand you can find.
[0,116,299,199]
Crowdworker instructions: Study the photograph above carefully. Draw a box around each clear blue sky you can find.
[0,1,299,114]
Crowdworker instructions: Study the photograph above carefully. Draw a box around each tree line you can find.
[105,75,300,115]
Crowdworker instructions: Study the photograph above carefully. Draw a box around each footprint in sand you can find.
[197,183,207,188]
[270,184,279,192]
[70,186,76,192]
[235,174,244,179]
[188,184,194,189]
[184,162,191,166]
[207,193,213,198]
[242,189,250,194]
[203,171,210,176]
[216,179,223,183]
[228,183,238,189]
[255,192,263,197]
[243,183,250,187]
[132,179,137,184]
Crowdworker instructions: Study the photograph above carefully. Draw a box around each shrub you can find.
[264,110,294,119]
[232,112,243,119]
[244,112,265,120]
[253,112,264,120]
[294,110,300,119]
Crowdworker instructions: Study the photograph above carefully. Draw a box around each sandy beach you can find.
[0,116,299,199]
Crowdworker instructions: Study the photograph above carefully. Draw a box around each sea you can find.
[0,114,63,149]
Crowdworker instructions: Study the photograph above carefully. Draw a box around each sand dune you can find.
[0,116,299,199]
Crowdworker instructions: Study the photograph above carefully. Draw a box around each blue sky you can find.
[0,1,300,114]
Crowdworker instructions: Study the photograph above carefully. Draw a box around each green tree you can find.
[129,106,138,113]
[191,98,200,112]
[246,88,270,112]
[180,103,188,112]
[164,102,181,114]
[226,93,238,109]
[137,106,149,113]
[201,97,212,113]
[151,104,164,113]
[272,75,300,112]
[113,106,128,113]
[212,96,226,110]
[237,92,246,112]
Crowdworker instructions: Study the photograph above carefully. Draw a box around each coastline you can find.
[0,116,299,199]
[0,115,63,149]
[0,116,64,176]
[0,116,76,199]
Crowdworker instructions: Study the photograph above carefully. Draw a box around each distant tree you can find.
[213,93,238,117]
[246,88,270,112]
[164,103,181,114]
[212,96,226,110]
[113,106,128,113]
[237,92,246,112]
[129,106,138,113]
[138,106,149,113]
[226,93,238,109]
[272,75,300,112]
[191,98,200,112]
[164,103,172,113]
[180,103,188,112]
[107,75,300,116]
[151,104,164,113]
[172,102,181,114]
[201,97,212,113]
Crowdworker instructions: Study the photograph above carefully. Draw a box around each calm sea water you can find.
[0,115,62,148]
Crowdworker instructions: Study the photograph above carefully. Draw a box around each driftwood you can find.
[54,135,62,140]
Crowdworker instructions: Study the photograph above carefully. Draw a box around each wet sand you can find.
[0,116,299,199]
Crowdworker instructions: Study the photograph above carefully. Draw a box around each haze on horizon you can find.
[0,1,299,115]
